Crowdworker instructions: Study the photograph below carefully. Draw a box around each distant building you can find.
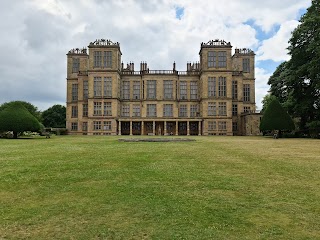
[66,39,261,136]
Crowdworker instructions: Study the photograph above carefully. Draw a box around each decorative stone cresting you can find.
[68,48,87,54]
[89,39,120,46]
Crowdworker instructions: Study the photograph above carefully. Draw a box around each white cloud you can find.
[255,68,273,110]
[256,20,300,62]
[0,0,311,110]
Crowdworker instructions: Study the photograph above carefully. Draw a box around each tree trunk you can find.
[13,131,18,139]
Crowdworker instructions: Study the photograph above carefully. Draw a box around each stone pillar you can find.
[187,121,190,136]
[118,121,121,135]
[153,121,155,135]
[164,121,167,135]
[141,121,144,135]
[176,121,178,135]
[130,121,133,135]
[198,121,201,135]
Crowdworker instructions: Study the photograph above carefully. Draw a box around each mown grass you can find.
[0,136,319,239]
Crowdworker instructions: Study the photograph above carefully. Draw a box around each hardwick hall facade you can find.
[66,39,261,136]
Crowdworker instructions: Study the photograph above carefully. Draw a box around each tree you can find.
[0,101,42,121]
[267,0,320,132]
[261,94,277,114]
[0,102,41,138]
[260,98,295,136]
[41,104,66,128]
[286,0,320,129]
[267,61,290,105]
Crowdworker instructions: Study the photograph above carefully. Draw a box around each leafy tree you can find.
[267,61,290,105]
[41,104,66,128]
[267,0,320,131]
[260,98,295,136]
[0,102,41,138]
[261,94,277,114]
[0,101,42,121]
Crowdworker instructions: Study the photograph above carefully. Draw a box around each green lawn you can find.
[0,136,319,239]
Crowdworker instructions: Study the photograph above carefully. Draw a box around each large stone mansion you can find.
[66,39,261,136]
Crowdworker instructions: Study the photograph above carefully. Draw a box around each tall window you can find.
[232,122,238,132]
[83,80,88,100]
[190,104,198,117]
[147,104,157,117]
[163,104,173,117]
[133,104,141,117]
[71,106,78,118]
[232,80,237,100]
[133,81,140,99]
[218,102,227,116]
[94,77,102,97]
[122,104,130,117]
[190,81,198,99]
[218,121,227,130]
[104,102,112,116]
[104,77,112,98]
[72,84,78,101]
[208,51,215,67]
[82,122,88,131]
[164,80,173,99]
[82,104,88,117]
[218,51,227,67]
[232,104,238,116]
[72,58,80,73]
[93,121,101,130]
[208,121,216,130]
[103,51,112,68]
[122,81,130,99]
[243,84,250,102]
[243,58,250,73]
[94,51,102,67]
[180,81,187,100]
[103,121,112,131]
[93,102,102,116]
[208,77,216,97]
[179,104,187,117]
[147,80,156,99]
[218,77,226,97]
[208,102,216,116]
[71,122,78,131]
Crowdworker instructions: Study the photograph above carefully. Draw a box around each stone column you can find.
[198,121,201,135]
[130,121,133,135]
[118,121,121,135]
[187,121,190,136]
[164,121,167,135]
[141,121,144,135]
[176,121,178,135]
[153,121,155,135]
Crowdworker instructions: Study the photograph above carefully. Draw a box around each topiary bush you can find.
[0,102,41,139]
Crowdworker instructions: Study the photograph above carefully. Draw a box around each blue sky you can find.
[0,0,311,110]
[175,6,184,20]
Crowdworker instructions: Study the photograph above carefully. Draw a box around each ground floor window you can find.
[93,121,102,130]
[208,121,216,131]
[232,122,238,131]
[103,121,112,131]
[82,122,88,131]
[71,122,78,131]
[218,121,227,131]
